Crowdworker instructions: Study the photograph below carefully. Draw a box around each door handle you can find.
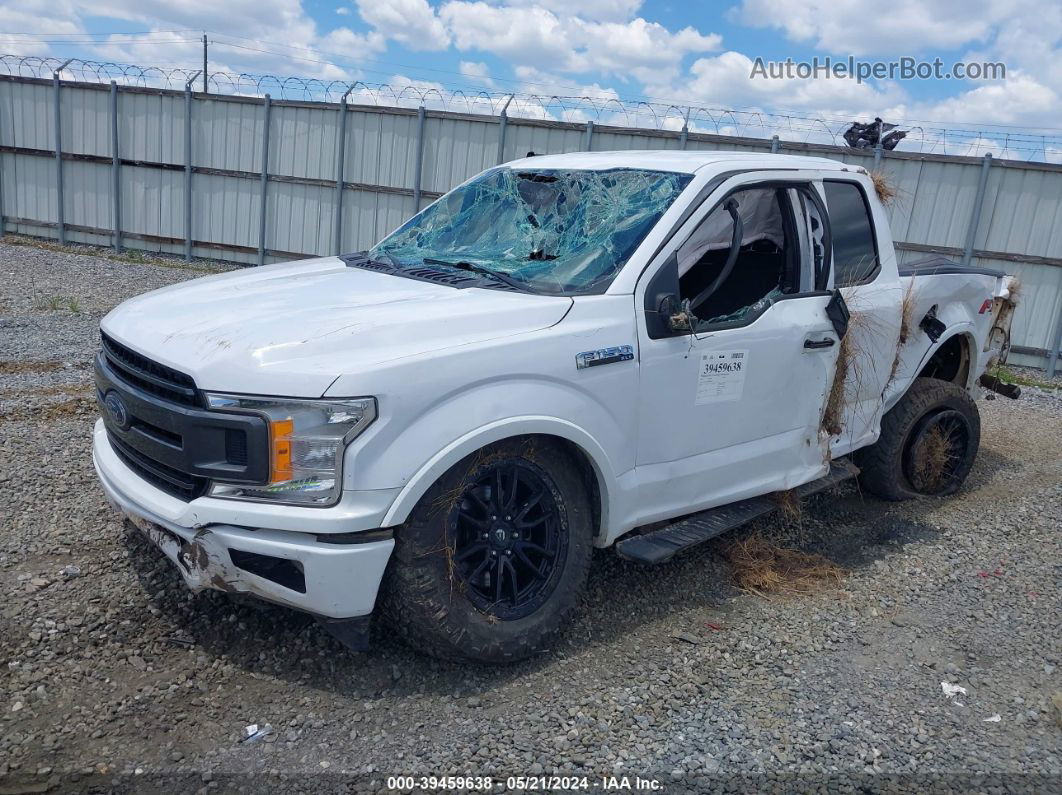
[804,338,836,349]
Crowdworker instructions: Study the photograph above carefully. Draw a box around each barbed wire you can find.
[3,54,1061,163]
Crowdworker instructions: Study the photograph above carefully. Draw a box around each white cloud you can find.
[335,6,350,14]
[735,0,1012,56]
[442,3,574,66]
[902,73,1056,127]
[0,0,84,56]
[0,0,388,79]
[319,27,387,58]
[646,51,904,115]
[505,66,626,121]
[570,18,720,83]
[502,0,643,23]
[355,0,450,51]
[459,60,494,87]
[439,2,719,83]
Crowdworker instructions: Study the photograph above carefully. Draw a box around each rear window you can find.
[824,181,879,286]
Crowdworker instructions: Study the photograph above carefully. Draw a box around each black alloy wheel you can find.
[901,408,973,495]
[449,461,566,620]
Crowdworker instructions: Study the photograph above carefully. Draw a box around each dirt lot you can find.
[1,239,1060,793]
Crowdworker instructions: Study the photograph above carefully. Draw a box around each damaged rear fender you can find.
[884,325,978,411]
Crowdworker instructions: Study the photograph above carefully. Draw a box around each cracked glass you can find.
[371,167,693,294]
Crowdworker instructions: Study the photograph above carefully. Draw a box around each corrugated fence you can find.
[1,74,1060,371]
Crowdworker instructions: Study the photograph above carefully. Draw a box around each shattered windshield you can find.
[371,167,693,294]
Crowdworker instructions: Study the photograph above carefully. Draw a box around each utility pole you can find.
[202,34,208,94]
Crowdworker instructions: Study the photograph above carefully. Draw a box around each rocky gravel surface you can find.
[1,240,1060,793]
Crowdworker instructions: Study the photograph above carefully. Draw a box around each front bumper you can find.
[93,419,395,621]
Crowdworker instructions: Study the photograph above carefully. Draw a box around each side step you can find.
[615,459,860,565]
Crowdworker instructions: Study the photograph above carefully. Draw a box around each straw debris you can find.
[723,532,846,597]
[870,171,896,205]
[770,489,803,522]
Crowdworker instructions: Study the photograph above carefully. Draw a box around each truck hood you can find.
[101,257,573,397]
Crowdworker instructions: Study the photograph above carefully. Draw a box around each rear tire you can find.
[856,378,980,501]
[380,437,593,663]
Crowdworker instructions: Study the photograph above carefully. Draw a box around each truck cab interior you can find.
[676,186,799,325]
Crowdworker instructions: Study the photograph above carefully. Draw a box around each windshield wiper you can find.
[422,257,535,293]
[373,250,407,269]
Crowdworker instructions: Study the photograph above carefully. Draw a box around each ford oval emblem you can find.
[104,390,129,429]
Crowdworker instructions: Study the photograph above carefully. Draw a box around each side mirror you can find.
[659,294,693,333]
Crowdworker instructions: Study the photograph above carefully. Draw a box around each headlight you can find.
[204,394,376,506]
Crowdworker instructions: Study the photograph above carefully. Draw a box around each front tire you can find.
[380,438,593,662]
[856,378,981,501]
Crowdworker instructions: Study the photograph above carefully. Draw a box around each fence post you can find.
[1047,306,1062,378]
[110,81,121,251]
[873,141,883,170]
[961,152,992,267]
[584,120,594,151]
[412,105,426,212]
[0,86,5,237]
[496,94,513,165]
[183,72,200,263]
[257,94,271,267]
[52,58,73,245]
[679,108,690,150]
[770,135,780,154]
[334,87,353,255]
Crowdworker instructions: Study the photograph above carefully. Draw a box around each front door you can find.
[633,175,841,526]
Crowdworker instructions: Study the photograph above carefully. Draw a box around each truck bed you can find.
[897,254,1005,279]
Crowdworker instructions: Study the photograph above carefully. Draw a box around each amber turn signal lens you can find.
[269,417,294,483]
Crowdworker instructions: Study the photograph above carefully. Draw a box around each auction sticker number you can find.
[387,776,494,790]
[696,350,748,404]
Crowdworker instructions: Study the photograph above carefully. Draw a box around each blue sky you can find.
[2,0,1059,159]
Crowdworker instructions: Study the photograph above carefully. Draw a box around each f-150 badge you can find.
[576,345,635,369]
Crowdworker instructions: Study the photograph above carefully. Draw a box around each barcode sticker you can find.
[696,350,749,404]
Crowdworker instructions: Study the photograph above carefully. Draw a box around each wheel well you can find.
[517,434,604,542]
[918,334,971,387]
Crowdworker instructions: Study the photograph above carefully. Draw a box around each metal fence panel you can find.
[1,79,53,150]
[63,158,112,231]
[271,103,338,182]
[8,152,57,225]
[897,159,985,251]
[120,164,184,251]
[1,75,1060,369]
[60,82,110,158]
[338,187,411,254]
[119,90,185,165]
[192,96,264,173]
[980,166,1062,259]
[191,171,261,251]
[268,181,334,258]
[591,130,682,152]
[507,123,585,158]
[344,109,420,191]
[421,115,497,194]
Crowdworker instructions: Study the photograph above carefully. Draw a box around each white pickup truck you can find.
[92,151,1019,662]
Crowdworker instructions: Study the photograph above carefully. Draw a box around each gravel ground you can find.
[1,239,1060,793]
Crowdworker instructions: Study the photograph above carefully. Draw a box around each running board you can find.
[615,459,860,565]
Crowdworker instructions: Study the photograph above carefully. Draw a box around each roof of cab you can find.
[503,150,858,175]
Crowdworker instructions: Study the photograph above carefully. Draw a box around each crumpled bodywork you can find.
[373,167,692,293]
[883,266,1020,410]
